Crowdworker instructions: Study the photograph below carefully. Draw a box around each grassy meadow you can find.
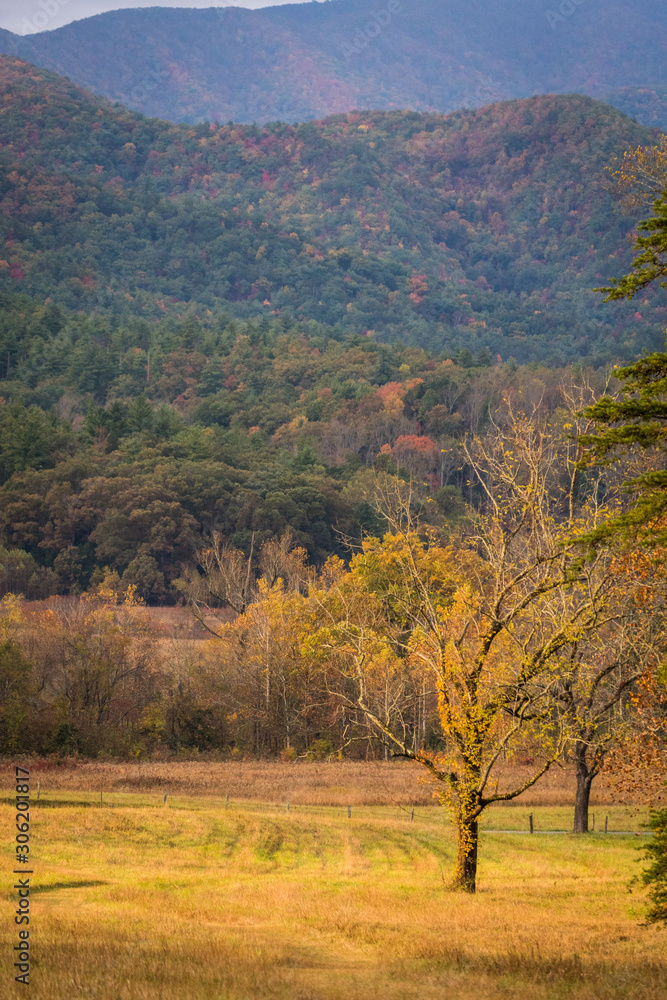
[2,766,666,1000]
[1,757,654,806]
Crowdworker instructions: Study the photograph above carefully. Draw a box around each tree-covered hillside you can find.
[0,57,664,364]
[0,0,665,128]
[0,284,612,605]
[0,58,665,604]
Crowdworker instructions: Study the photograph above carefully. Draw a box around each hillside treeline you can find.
[2,60,667,603]
[0,284,615,603]
[0,58,664,363]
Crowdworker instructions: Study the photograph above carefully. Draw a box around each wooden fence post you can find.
[529,813,533,834]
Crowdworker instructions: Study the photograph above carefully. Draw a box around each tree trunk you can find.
[454,814,479,893]
[573,741,593,834]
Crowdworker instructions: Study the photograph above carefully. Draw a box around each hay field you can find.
[2,758,656,808]
[1,787,664,1000]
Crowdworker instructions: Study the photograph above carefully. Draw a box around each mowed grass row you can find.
[5,788,651,833]
[2,794,665,1000]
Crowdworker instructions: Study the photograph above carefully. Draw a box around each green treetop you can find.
[597,193,667,301]
[583,181,667,543]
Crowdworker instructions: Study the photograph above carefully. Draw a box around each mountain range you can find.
[0,55,664,365]
[0,52,666,601]
[0,0,665,127]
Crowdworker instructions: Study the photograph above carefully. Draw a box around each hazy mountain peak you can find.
[0,0,664,127]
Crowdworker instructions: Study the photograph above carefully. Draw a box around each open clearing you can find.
[2,777,665,1000]
[3,758,659,807]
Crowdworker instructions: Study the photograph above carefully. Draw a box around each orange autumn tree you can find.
[190,530,332,755]
[307,400,634,892]
[608,134,667,214]
[210,577,324,757]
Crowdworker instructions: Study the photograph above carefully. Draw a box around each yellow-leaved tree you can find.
[306,395,647,892]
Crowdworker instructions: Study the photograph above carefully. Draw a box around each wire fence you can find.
[0,790,653,834]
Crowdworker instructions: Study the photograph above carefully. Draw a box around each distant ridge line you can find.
[0,0,665,127]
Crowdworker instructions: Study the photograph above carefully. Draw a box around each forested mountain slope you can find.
[0,1,665,128]
[0,58,665,603]
[0,57,664,364]
[0,283,614,605]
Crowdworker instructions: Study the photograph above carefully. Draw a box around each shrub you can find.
[640,807,667,923]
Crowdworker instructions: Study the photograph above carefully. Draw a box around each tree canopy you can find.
[584,176,667,545]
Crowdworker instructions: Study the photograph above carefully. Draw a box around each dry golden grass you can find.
[1,758,656,808]
[0,791,664,1000]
